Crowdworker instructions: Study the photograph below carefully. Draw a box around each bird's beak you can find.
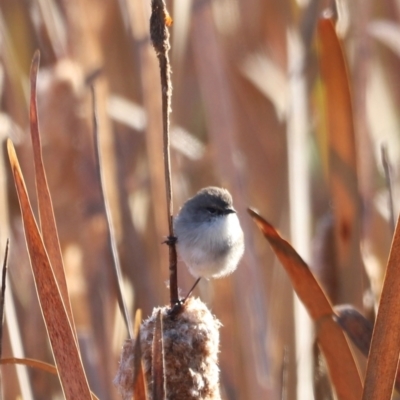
[225,208,236,214]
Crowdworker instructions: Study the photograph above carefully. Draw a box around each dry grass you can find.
[1,0,400,399]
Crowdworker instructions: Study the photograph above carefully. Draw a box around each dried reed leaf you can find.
[127,0,169,290]
[311,214,337,303]
[248,209,331,319]
[317,17,356,171]
[133,332,148,400]
[29,50,77,342]
[133,310,148,400]
[313,342,335,400]
[0,358,100,399]
[334,305,373,358]
[317,17,363,306]
[248,208,362,399]
[191,4,269,396]
[334,305,400,393]
[362,216,400,399]
[91,85,133,338]
[152,310,166,400]
[7,140,92,400]
[0,357,57,375]
[381,144,395,234]
[113,310,149,400]
[316,316,362,400]
[0,239,9,359]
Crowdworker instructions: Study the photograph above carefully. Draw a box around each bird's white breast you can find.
[176,213,244,279]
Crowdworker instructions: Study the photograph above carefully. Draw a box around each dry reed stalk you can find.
[149,0,178,307]
[190,1,270,397]
[0,239,9,359]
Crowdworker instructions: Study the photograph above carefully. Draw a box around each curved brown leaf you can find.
[335,305,400,393]
[316,316,362,400]
[0,357,58,375]
[29,50,77,342]
[334,305,373,358]
[317,17,364,307]
[249,208,331,320]
[152,310,165,400]
[0,358,100,400]
[133,309,148,400]
[248,208,362,399]
[0,239,9,359]
[7,140,92,400]
[362,216,400,399]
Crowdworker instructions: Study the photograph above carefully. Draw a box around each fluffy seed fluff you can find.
[114,297,222,400]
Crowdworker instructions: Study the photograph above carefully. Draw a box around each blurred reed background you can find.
[0,0,399,399]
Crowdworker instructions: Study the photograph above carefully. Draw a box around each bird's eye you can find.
[206,207,218,214]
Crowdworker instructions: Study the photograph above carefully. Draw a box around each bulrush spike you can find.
[114,297,221,400]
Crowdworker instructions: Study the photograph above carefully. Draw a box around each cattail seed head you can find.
[115,297,222,400]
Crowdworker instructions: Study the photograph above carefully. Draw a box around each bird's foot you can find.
[163,235,177,246]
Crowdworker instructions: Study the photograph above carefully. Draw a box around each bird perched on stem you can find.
[174,187,244,290]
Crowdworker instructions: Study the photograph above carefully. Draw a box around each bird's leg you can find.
[183,277,201,302]
[163,235,177,246]
[167,277,202,317]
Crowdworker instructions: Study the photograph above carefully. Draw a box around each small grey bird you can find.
[174,187,244,280]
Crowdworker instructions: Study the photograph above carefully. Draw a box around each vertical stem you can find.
[0,238,10,359]
[150,0,178,306]
[287,29,313,400]
[381,144,395,235]
[91,86,133,339]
